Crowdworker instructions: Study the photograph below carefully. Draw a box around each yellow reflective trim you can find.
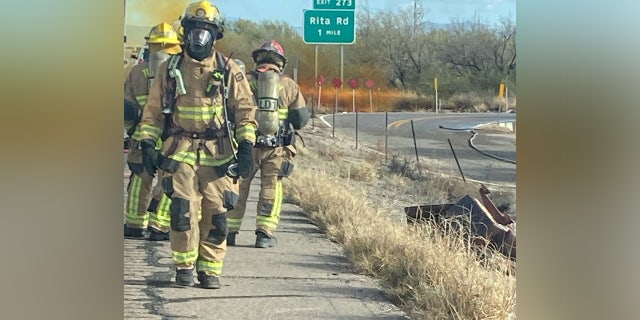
[199,154,234,167]
[256,181,282,231]
[169,151,234,167]
[139,124,162,141]
[131,130,144,141]
[135,95,148,106]
[149,194,172,228]
[278,108,288,120]
[235,125,256,142]
[169,151,197,165]
[125,175,149,226]
[196,259,223,275]
[172,250,199,264]
[142,68,149,78]
[131,129,161,148]
[226,218,242,231]
[175,105,223,121]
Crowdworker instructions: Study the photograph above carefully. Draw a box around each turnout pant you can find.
[226,146,293,237]
[147,170,172,233]
[125,148,154,229]
[163,161,238,276]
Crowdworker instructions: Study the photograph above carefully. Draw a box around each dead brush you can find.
[316,145,345,161]
[337,160,378,182]
[285,155,516,320]
[388,154,421,179]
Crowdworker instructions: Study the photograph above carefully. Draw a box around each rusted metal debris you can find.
[405,185,516,261]
[479,184,514,226]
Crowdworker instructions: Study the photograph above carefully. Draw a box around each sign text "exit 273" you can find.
[314,0,355,10]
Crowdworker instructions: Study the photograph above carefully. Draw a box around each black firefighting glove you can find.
[235,141,254,178]
[140,139,159,177]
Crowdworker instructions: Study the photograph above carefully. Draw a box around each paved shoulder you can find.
[124,178,409,319]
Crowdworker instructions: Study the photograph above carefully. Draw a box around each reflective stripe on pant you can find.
[125,149,154,228]
[256,180,283,233]
[148,194,172,233]
[148,170,172,233]
[165,161,238,275]
[226,169,257,233]
[226,147,287,236]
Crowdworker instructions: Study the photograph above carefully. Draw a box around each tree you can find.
[431,16,516,92]
[218,10,516,98]
[355,4,431,90]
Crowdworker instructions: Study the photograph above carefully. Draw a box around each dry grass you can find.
[284,140,516,319]
[299,87,517,114]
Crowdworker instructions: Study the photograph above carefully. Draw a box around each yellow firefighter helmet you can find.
[171,19,184,42]
[146,22,180,46]
[181,1,224,39]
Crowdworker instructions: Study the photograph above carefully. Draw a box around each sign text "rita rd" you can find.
[308,16,350,25]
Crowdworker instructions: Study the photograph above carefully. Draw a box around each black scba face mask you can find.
[185,27,218,61]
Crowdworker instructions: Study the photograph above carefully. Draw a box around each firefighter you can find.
[137,1,257,289]
[226,40,310,248]
[124,22,181,240]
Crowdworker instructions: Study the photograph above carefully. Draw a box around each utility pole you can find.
[340,46,344,89]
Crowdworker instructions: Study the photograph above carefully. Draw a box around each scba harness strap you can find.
[161,52,231,141]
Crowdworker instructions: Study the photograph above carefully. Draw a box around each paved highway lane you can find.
[317,112,516,189]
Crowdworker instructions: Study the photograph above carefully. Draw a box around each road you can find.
[316,112,516,189]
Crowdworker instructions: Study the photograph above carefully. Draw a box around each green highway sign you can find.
[313,0,355,10]
[303,9,356,44]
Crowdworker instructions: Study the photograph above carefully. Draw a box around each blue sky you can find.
[127,0,516,28]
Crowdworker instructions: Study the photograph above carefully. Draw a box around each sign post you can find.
[332,77,342,113]
[434,77,438,113]
[365,79,374,112]
[498,82,505,124]
[332,76,342,138]
[316,74,325,114]
[348,77,359,112]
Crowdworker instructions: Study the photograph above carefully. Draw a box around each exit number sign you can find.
[313,0,355,10]
[303,9,355,44]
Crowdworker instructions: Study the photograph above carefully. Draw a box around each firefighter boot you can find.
[197,271,221,289]
[175,268,194,287]
[124,224,144,238]
[255,231,277,248]
[148,229,170,241]
[226,231,238,246]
